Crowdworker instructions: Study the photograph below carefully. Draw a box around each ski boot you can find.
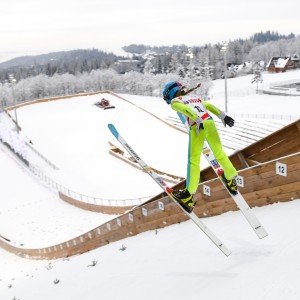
[218,170,238,195]
[167,187,195,213]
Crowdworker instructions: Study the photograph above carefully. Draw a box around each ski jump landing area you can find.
[0,93,299,259]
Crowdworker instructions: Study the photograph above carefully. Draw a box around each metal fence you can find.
[29,164,150,207]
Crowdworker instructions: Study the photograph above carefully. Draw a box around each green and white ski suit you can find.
[171,95,237,194]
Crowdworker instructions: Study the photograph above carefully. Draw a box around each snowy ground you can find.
[0,145,115,247]
[0,70,300,300]
[1,200,300,300]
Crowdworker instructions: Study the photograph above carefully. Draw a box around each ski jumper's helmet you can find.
[162,81,183,104]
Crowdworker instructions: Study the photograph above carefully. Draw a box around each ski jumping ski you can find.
[177,111,268,239]
[108,123,231,257]
[202,142,268,239]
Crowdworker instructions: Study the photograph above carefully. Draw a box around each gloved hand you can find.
[195,117,204,135]
[224,115,235,127]
[219,111,235,127]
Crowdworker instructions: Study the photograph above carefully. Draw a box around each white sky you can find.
[0,0,299,59]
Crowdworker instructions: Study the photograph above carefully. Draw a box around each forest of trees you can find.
[0,31,299,108]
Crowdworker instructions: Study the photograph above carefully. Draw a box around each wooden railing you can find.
[1,94,299,260]
[1,151,299,260]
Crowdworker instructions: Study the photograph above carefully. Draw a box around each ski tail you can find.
[202,142,268,239]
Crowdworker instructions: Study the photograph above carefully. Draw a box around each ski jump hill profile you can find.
[1,91,300,259]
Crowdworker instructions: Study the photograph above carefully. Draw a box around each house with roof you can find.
[291,54,300,68]
[266,57,295,73]
[113,59,142,74]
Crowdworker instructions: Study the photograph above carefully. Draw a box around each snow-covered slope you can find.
[1,199,300,300]
[0,70,300,300]
[0,144,115,247]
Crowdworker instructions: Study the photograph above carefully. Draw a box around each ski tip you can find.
[107,124,118,138]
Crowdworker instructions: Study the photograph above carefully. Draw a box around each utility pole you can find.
[9,74,19,133]
[186,47,194,85]
[221,42,229,113]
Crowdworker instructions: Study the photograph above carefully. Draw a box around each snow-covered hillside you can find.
[0,70,300,300]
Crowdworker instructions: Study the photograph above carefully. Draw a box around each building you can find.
[266,57,295,73]
[113,59,141,74]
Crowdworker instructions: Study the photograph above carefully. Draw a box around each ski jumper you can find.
[171,95,238,194]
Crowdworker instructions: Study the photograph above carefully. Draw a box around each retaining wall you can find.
[1,152,299,260]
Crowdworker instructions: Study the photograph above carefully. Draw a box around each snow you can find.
[275,58,289,68]
[0,70,300,300]
[0,147,115,247]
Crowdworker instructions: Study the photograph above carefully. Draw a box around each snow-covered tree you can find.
[251,64,264,92]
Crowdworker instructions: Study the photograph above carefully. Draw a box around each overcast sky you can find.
[0,0,299,60]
